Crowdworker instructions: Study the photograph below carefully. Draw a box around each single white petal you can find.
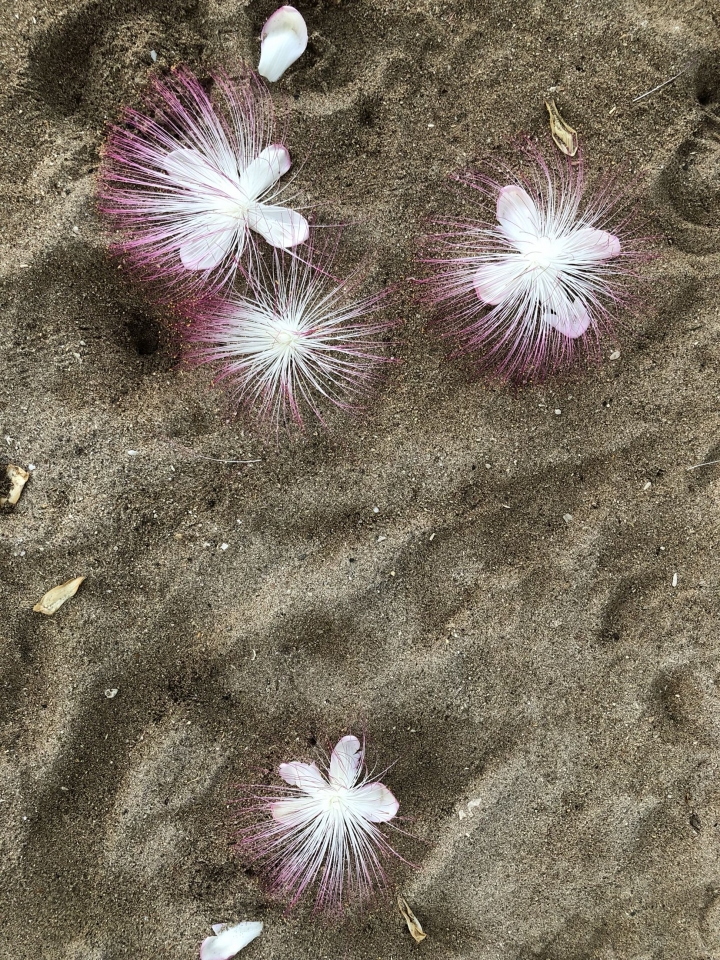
[238,145,291,201]
[278,760,327,794]
[329,735,363,789]
[258,6,308,83]
[564,226,621,261]
[543,287,591,339]
[496,185,541,247]
[178,215,243,271]
[247,203,309,248]
[164,148,236,199]
[271,795,324,825]
[200,921,263,960]
[473,257,529,305]
[347,781,399,823]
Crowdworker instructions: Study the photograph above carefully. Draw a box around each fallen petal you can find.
[200,921,263,960]
[33,576,85,616]
[0,464,30,507]
[258,6,308,82]
[178,216,244,271]
[473,258,527,305]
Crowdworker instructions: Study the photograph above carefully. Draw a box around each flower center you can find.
[274,328,299,348]
[524,235,556,271]
[320,787,349,812]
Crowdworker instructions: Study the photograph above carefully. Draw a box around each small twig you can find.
[188,454,261,464]
[632,64,692,103]
[687,459,720,471]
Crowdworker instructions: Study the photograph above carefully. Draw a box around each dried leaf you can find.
[545,99,578,156]
[33,576,85,616]
[0,464,30,507]
[398,895,427,943]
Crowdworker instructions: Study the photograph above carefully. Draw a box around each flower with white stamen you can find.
[259,6,308,82]
[421,145,648,378]
[183,238,395,428]
[99,66,308,300]
[236,735,402,912]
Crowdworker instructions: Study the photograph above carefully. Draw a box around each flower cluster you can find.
[98,22,393,428]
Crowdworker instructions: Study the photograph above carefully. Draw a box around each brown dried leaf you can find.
[0,464,30,507]
[398,894,427,943]
[33,576,85,616]
[545,99,578,156]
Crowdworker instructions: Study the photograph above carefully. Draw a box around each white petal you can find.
[200,921,263,960]
[278,761,327,794]
[271,795,323,825]
[496,185,540,247]
[238,145,291,201]
[473,258,528,305]
[247,203,309,248]
[564,226,621,261]
[165,148,235,198]
[543,288,592,339]
[178,215,243,271]
[329,735,363,789]
[347,782,399,823]
[211,925,228,936]
[258,6,308,83]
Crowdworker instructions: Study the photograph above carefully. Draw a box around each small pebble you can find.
[672,573,678,588]
[373,506,379,513]
[563,513,573,523]
[554,409,561,416]
[610,350,621,361]
[643,481,651,490]
[150,49,157,62]
[104,688,118,699]
[221,543,229,551]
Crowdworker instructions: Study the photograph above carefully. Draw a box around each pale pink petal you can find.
[496,185,541,247]
[543,287,592,339]
[347,781,399,823]
[178,215,244,271]
[278,760,327,794]
[473,258,528,305]
[329,735,363,789]
[564,226,621,261]
[238,145,291,201]
[200,920,263,960]
[246,203,309,248]
[258,6,308,82]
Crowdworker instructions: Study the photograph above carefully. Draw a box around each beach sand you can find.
[1,0,720,957]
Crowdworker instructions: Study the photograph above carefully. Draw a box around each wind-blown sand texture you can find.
[2,0,720,958]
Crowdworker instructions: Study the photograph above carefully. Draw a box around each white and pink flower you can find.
[99,67,308,300]
[237,735,401,911]
[182,237,395,428]
[422,147,647,378]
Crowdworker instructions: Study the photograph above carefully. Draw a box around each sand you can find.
[2,0,720,957]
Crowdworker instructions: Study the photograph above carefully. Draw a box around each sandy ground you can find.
[2,0,720,957]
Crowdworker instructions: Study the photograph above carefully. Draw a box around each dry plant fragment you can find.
[33,577,85,616]
[545,99,578,156]
[0,464,30,507]
[398,894,427,943]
